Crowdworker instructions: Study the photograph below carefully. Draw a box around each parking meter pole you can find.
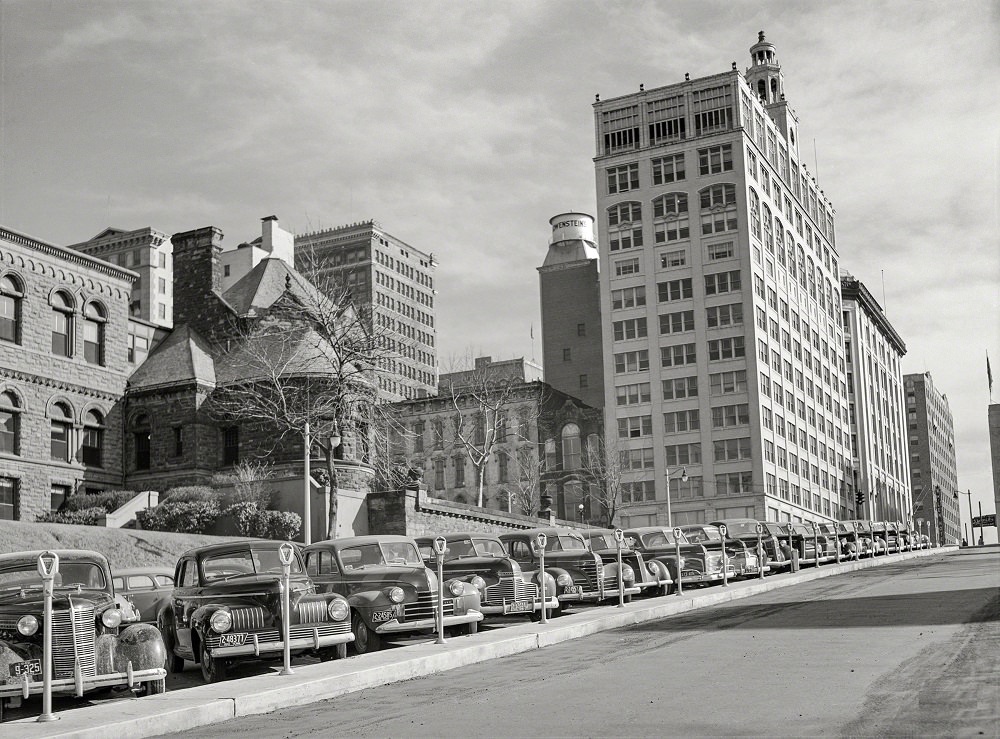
[537,533,548,625]
[278,543,295,676]
[433,536,447,644]
[788,528,797,573]
[755,524,765,580]
[836,531,842,564]
[37,552,59,723]
[614,529,624,608]
[881,522,888,555]
[673,528,683,596]
[720,525,729,587]
[813,523,820,567]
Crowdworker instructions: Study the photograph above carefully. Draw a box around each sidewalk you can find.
[6,546,954,739]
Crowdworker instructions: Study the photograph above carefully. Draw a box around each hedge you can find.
[225,502,301,540]
[63,490,138,514]
[161,486,219,504]
[36,507,108,526]
[136,500,221,534]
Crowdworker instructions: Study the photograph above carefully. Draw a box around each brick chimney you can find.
[170,226,225,332]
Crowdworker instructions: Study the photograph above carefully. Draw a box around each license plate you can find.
[745,565,758,573]
[9,659,41,677]
[503,600,533,614]
[371,609,397,623]
[218,633,247,647]
[562,585,582,594]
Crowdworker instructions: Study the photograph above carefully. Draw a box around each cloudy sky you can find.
[1,1,998,536]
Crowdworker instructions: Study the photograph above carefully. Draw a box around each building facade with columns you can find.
[592,32,853,529]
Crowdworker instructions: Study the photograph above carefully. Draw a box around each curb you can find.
[6,546,954,738]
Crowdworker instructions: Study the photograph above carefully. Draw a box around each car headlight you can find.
[449,580,465,597]
[327,599,349,621]
[556,573,573,587]
[646,562,658,574]
[387,586,405,603]
[17,615,38,636]
[470,576,486,591]
[210,609,232,634]
[101,609,123,628]
[621,565,634,582]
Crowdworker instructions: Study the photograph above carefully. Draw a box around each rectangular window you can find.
[704,271,741,295]
[620,448,655,471]
[714,437,752,462]
[50,484,71,513]
[614,350,649,374]
[709,370,747,395]
[660,250,687,268]
[716,472,753,496]
[609,227,643,252]
[52,311,71,357]
[621,480,657,504]
[706,241,735,261]
[617,415,653,439]
[454,457,466,486]
[660,343,697,367]
[434,459,445,489]
[663,410,700,433]
[613,317,648,341]
[0,476,17,520]
[616,382,651,405]
[658,310,694,335]
[692,86,733,135]
[614,258,641,277]
[611,286,646,310]
[657,278,693,302]
[654,219,690,243]
[698,144,734,175]
[665,443,701,466]
[705,303,743,328]
[50,421,70,462]
[707,336,745,361]
[606,163,640,193]
[223,427,239,465]
[711,403,750,428]
[602,106,640,155]
[1,409,19,455]
[648,96,686,145]
[651,153,686,184]
[662,376,698,400]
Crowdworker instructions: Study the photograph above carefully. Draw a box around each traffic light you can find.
[855,491,865,507]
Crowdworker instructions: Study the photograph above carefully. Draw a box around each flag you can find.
[989,353,994,394]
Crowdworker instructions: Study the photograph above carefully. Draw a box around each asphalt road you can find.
[164,548,999,738]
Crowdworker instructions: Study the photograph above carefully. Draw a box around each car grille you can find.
[230,606,267,632]
[205,621,350,649]
[295,599,329,624]
[403,591,454,621]
[577,558,600,594]
[483,577,536,605]
[53,603,97,679]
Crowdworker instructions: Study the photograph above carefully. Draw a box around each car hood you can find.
[338,566,434,590]
[0,588,112,613]
[440,557,521,579]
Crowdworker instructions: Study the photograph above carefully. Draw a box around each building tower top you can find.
[746,30,784,105]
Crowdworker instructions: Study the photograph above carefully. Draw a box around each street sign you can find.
[971,514,996,527]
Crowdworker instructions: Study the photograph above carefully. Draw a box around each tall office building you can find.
[593,32,852,528]
[840,276,911,524]
[295,221,438,401]
[989,402,1000,533]
[903,371,959,544]
[538,213,605,409]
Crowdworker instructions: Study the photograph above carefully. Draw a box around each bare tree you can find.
[211,256,406,539]
[498,404,545,516]
[440,359,523,508]
[580,432,632,527]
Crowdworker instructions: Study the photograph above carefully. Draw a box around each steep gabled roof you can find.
[127,324,216,391]
[221,258,326,316]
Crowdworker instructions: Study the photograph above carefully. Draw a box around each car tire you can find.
[351,614,382,655]
[463,620,478,636]
[159,621,186,674]
[144,678,166,696]
[623,593,633,603]
[319,643,348,661]
[199,642,227,683]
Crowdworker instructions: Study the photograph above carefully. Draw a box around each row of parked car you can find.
[0,517,930,718]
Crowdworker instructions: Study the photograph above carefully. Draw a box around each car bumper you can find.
[374,611,483,635]
[636,576,672,591]
[209,629,354,658]
[480,596,559,616]
[558,585,641,603]
[0,667,166,699]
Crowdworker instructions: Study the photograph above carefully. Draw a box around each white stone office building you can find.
[594,32,854,528]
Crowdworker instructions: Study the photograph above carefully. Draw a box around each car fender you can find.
[95,623,166,674]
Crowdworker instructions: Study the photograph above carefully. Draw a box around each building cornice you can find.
[841,278,907,355]
[1,225,138,282]
[0,367,124,403]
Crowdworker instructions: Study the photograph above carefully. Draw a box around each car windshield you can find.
[682,527,722,543]
[202,547,303,583]
[638,530,686,547]
[717,521,759,537]
[472,539,507,558]
[0,560,107,591]
[535,535,587,553]
[763,523,788,536]
[339,542,422,570]
[442,538,476,560]
[588,534,617,549]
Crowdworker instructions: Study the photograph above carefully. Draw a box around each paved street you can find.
[163,548,998,738]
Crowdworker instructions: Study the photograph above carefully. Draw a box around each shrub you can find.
[223,502,300,540]
[63,490,138,514]
[137,500,221,534]
[37,507,107,526]
[161,486,218,504]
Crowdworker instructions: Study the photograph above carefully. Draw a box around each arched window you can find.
[797,247,807,289]
[133,413,151,470]
[0,275,24,344]
[51,291,75,357]
[607,201,643,252]
[748,188,761,240]
[586,434,601,465]
[0,391,20,455]
[762,204,774,253]
[83,302,106,366]
[561,423,581,470]
[50,402,73,462]
[699,184,738,237]
[652,192,690,243]
[82,409,104,467]
[544,438,557,471]
[776,228,786,266]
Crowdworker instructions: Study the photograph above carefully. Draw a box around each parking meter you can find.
[755,523,765,580]
[812,522,820,567]
[672,528,684,596]
[787,524,797,572]
[433,536,447,644]
[37,551,59,723]
[536,533,548,624]
[278,543,296,675]
[719,524,729,587]
[614,528,625,608]
[880,521,888,554]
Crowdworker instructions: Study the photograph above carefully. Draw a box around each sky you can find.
[1,0,998,539]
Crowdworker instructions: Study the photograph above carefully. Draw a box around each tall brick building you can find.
[0,224,135,520]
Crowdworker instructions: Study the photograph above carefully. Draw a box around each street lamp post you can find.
[954,489,975,547]
[665,467,689,528]
[578,503,585,526]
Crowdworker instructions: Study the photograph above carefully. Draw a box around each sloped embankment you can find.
[0,520,242,569]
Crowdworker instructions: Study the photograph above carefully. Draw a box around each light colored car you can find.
[112,567,174,624]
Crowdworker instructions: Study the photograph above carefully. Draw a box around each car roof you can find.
[709,518,759,525]
[114,567,175,577]
[498,527,583,539]
[178,539,298,559]
[304,535,417,550]
[413,532,503,543]
[0,549,108,567]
